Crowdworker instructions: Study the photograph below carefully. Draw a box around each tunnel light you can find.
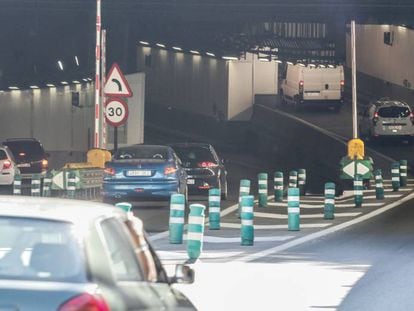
[8,86,19,90]
[328,64,335,68]
[156,43,166,48]
[222,56,238,61]
[206,52,215,57]
[75,56,79,66]
[309,64,316,68]
[29,85,39,89]
[61,81,68,85]
[72,80,80,84]
[190,50,200,55]
[286,61,293,65]
[82,78,89,82]
[298,63,306,67]
[139,41,149,45]
[258,57,270,62]
[172,46,182,51]
[46,84,56,88]
[319,64,326,68]
[58,60,64,71]
[275,60,283,64]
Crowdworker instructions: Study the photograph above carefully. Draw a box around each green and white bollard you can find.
[399,160,408,187]
[354,174,363,207]
[42,172,52,197]
[289,171,298,189]
[274,171,284,202]
[115,202,132,213]
[187,204,206,260]
[31,174,41,197]
[324,182,335,219]
[391,162,400,192]
[288,188,300,231]
[67,171,76,199]
[240,195,254,246]
[298,169,306,196]
[208,188,221,230]
[258,173,268,208]
[13,174,22,195]
[238,179,251,215]
[169,194,186,244]
[374,169,384,200]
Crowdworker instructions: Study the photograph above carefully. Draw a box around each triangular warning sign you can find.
[104,63,133,97]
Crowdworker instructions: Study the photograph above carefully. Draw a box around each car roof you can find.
[169,142,212,148]
[0,196,125,224]
[373,100,409,108]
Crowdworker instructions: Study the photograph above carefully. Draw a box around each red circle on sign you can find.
[104,98,129,127]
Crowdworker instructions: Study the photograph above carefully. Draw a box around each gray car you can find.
[0,196,196,310]
[359,99,414,143]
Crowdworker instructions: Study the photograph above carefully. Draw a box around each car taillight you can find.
[41,159,48,169]
[58,293,110,311]
[164,166,177,175]
[104,167,115,176]
[2,160,12,170]
[197,161,218,168]
[340,80,345,92]
[373,112,379,125]
[299,80,304,94]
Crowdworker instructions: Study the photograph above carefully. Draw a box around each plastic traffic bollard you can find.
[238,179,251,216]
[298,169,306,196]
[13,174,22,195]
[67,171,76,199]
[289,171,298,188]
[240,195,254,246]
[208,188,221,230]
[115,202,132,213]
[374,169,384,200]
[31,174,41,197]
[324,182,335,219]
[288,188,300,231]
[42,172,52,197]
[354,174,363,207]
[399,160,408,187]
[258,173,268,208]
[391,162,400,192]
[187,204,206,260]
[169,194,186,244]
[274,171,284,202]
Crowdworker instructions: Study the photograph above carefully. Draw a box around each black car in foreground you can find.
[169,142,228,200]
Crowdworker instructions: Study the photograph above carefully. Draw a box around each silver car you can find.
[359,99,414,143]
[0,145,19,189]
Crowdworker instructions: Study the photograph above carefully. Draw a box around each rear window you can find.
[378,106,410,118]
[173,146,216,163]
[114,146,169,160]
[3,141,45,157]
[0,217,87,282]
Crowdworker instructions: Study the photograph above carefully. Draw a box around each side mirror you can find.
[170,264,194,284]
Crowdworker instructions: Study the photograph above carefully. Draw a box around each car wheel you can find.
[221,179,228,201]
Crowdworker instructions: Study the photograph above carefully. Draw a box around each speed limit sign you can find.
[104,98,129,127]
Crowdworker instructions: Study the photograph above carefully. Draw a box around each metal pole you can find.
[101,29,107,149]
[94,0,102,148]
[351,20,358,139]
[114,126,118,153]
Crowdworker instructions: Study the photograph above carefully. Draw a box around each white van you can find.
[280,64,345,111]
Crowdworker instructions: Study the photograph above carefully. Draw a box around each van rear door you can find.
[320,68,342,100]
[302,68,323,100]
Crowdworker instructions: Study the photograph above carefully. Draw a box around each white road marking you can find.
[365,188,411,193]
[220,223,331,229]
[268,202,384,208]
[254,212,361,219]
[237,192,414,263]
[184,235,295,243]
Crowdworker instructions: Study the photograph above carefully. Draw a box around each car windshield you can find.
[0,217,87,282]
[114,145,169,160]
[4,141,44,157]
[173,146,216,164]
[377,106,410,118]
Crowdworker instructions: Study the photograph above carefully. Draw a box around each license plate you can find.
[388,125,402,130]
[17,163,30,168]
[187,179,195,185]
[126,170,152,177]
[305,92,320,96]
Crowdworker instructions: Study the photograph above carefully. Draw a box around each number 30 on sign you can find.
[104,98,129,127]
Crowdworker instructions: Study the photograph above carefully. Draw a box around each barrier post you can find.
[258,173,268,208]
[287,188,300,231]
[240,195,254,246]
[13,174,22,195]
[169,194,186,244]
[399,160,408,187]
[298,169,306,196]
[374,169,384,200]
[67,171,76,199]
[187,204,206,260]
[289,170,298,189]
[391,162,400,192]
[274,171,284,202]
[115,202,132,213]
[31,174,41,197]
[42,172,52,197]
[354,174,363,207]
[208,188,221,230]
[238,179,251,215]
[324,182,335,219]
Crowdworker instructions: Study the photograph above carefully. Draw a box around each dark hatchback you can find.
[169,143,228,200]
[2,138,49,179]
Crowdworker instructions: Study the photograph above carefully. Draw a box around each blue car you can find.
[103,145,188,203]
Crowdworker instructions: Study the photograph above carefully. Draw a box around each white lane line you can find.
[236,192,414,263]
[220,223,331,229]
[254,212,361,219]
[149,202,239,241]
[186,235,295,243]
[268,202,384,208]
[338,194,402,201]
[365,188,412,193]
